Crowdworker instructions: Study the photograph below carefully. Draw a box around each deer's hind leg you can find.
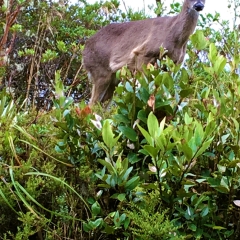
[88,71,119,106]
[100,74,119,104]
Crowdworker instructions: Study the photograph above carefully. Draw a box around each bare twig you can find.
[121,0,128,14]
[0,0,21,67]
[67,62,84,97]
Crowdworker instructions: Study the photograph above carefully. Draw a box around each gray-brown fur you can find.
[83,0,205,106]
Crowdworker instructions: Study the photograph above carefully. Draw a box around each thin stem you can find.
[121,0,128,15]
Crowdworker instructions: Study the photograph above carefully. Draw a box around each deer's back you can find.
[83,16,183,73]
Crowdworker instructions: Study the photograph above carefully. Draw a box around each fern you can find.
[125,191,183,240]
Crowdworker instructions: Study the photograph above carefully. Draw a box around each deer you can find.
[83,0,206,106]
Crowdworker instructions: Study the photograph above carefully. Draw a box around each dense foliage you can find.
[0,0,240,239]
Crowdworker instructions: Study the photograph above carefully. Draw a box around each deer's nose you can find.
[193,2,204,11]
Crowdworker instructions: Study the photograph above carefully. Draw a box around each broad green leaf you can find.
[184,112,193,125]
[137,73,148,88]
[102,120,114,149]
[125,81,134,92]
[98,159,116,174]
[63,97,74,108]
[162,72,174,89]
[147,112,160,139]
[116,154,122,170]
[83,222,93,232]
[181,142,193,160]
[97,184,111,188]
[143,145,159,158]
[155,134,167,151]
[91,202,101,216]
[188,223,197,231]
[180,88,194,98]
[232,117,239,132]
[124,218,130,230]
[54,122,68,131]
[194,194,209,208]
[137,110,148,123]
[102,120,121,149]
[195,122,203,146]
[214,55,227,75]
[220,176,230,191]
[195,137,214,158]
[201,87,210,99]
[111,193,126,201]
[121,166,133,181]
[208,43,217,63]
[115,84,124,94]
[119,213,126,222]
[159,117,166,136]
[91,218,103,228]
[139,87,150,103]
[137,124,153,146]
[124,176,140,191]
[221,134,230,144]
[103,224,115,234]
[109,176,117,188]
[154,73,162,87]
[215,186,229,194]
[195,228,204,238]
[228,160,240,168]
[139,149,150,156]
[190,30,208,50]
[179,68,189,86]
[114,114,130,124]
[201,206,209,217]
[114,211,121,227]
[118,126,137,142]
[118,194,126,201]
[207,177,220,187]
[116,69,121,80]
[196,178,207,183]
[185,206,194,219]
[203,66,214,76]
[127,152,141,164]
[122,158,128,172]
[204,120,216,137]
[212,226,227,230]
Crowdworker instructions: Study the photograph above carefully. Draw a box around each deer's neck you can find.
[173,7,199,46]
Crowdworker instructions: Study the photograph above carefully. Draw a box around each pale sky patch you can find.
[84,0,233,20]
[69,0,239,27]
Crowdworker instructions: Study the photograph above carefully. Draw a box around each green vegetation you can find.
[0,0,240,239]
